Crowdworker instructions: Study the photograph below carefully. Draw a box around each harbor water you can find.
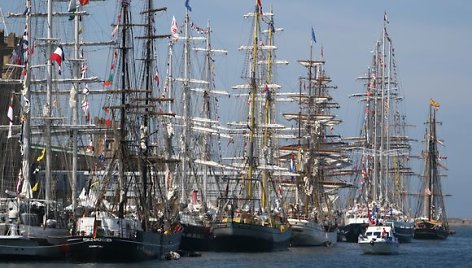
[1,226,470,268]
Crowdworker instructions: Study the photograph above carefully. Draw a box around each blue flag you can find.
[311,27,317,43]
[185,0,192,12]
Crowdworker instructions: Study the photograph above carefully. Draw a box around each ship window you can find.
[374,232,381,238]
[366,232,373,236]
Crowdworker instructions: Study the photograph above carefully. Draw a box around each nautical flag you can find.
[82,97,89,115]
[311,27,317,43]
[111,24,119,38]
[154,70,160,86]
[171,16,179,40]
[86,135,94,152]
[80,62,88,79]
[68,0,76,21]
[289,156,295,172]
[79,0,90,5]
[49,46,64,75]
[257,0,263,15]
[23,7,31,16]
[36,148,46,162]
[430,99,440,110]
[7,100,13,139]
[384,11,389,24]
[32,181,39,192]
[16,170,23,194]
[185,0,192,12]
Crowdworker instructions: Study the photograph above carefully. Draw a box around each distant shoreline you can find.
[448,218,472,226]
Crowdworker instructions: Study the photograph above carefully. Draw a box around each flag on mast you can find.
[49,45,64,75]
[171,16,179,40]
[311,27,317,43]
[7,97,13,139]
[185,0,192,12]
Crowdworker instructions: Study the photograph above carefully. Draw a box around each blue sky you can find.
[2,0,471,218]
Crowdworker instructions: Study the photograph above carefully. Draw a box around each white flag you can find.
[171,16,179,40]
[7,103,13,139]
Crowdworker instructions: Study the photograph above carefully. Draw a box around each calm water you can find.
[2,226,471,268]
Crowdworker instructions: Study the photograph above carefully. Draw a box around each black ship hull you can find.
[392,222,414,243]
[414,228,448,240]
[414,228,449,239]
[180,223,213,251]
[66,231,182,262]
[338,223,368,243]
[384,220,414,243]
[212,222,291,252]
[414,220,448,240]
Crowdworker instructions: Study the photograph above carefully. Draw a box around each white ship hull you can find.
[288,219,337,247]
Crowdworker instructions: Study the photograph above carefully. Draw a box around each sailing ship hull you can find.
[0,223,69,260]
[288,219,337,246]
[66,231,182,262]
[180,222,213,251]
[211,221,291,252]
[339,222,368,243]
[414,220,448,240]
[0,235,67,260]
[388,221,414,243]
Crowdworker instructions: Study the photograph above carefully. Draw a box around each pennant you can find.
[49,46,64,75]
[86,136,94,152]
[171,16,179,40]
[257,0,262,15]
[7,96,13,139]
[384,11,389,24]
[32,181,39,192]
[80,62,88,79]
[311,27,317,43]
[36,148,46,162]
[289,156,295,173]
[16,170,23,195]
[154,70,160,87]
[68,0,76,21]
[430,99,440,110]
[185,0,192,12]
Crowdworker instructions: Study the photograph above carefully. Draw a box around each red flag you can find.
[79,0,90,5]
[49,46,64,66]
[257,0,262,15]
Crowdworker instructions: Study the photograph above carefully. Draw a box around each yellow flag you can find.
[36,148,46,162]
[430,99,440,110]
[32,181,39,192]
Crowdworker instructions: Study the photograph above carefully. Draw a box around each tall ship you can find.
[169,4,229,251]
[211,0,291,252]
[413,100,449,240]
[64,0,182,262]
[341,14,415,243]
[281,39,350,247]
[0,0,95,259]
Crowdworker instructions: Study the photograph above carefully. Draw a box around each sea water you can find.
[3,226,471,268]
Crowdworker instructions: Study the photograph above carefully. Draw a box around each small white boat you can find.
[358,225,399,255]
